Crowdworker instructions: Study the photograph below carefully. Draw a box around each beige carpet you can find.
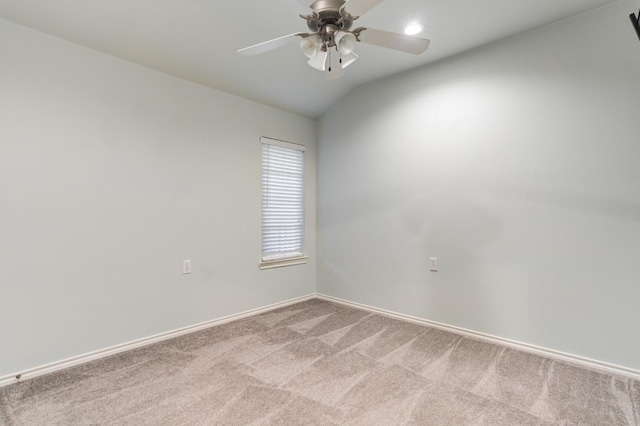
[1,298,639,425]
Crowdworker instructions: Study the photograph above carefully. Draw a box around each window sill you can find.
[259,255,308,270]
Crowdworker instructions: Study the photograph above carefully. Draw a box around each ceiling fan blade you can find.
[345,0,383,17]
[358,28,430,55]
[237,33,302,56]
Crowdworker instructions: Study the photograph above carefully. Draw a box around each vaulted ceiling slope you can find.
[0,0,620,118]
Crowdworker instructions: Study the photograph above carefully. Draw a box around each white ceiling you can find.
[0,0,620,118]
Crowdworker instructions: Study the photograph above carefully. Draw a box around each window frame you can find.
[259,137,308,270]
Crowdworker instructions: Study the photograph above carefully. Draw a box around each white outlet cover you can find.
[429,257,438,272]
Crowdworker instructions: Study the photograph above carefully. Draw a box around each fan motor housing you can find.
[310,0,345,15]
[306,0,353,32]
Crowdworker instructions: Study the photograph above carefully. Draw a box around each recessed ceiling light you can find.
[403,23,424,36]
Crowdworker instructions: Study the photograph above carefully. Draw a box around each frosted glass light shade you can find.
[340,52,358,68]
[335,31,356,55]
[300,35,323,59]
[326,47,344,80]
[307,49,328,71]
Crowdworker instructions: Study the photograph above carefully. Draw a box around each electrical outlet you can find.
[429,257,438,272]
[182,260,192,275]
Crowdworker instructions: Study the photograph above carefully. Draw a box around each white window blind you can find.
[261,137,306,268]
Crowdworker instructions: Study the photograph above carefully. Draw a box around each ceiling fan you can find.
[237,0,430,80]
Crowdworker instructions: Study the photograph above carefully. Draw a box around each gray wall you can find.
[0,18,316,377]
[318,0,640,370]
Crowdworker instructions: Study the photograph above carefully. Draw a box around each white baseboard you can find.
[3,292,638,388]
[315,293,640,381]
[0,294,315,388]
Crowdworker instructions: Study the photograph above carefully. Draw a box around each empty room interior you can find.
[1,0,640,424]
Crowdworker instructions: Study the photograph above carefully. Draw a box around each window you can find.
[260,137,307,269]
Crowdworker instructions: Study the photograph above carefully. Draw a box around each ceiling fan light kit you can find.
[238,0,430,79]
